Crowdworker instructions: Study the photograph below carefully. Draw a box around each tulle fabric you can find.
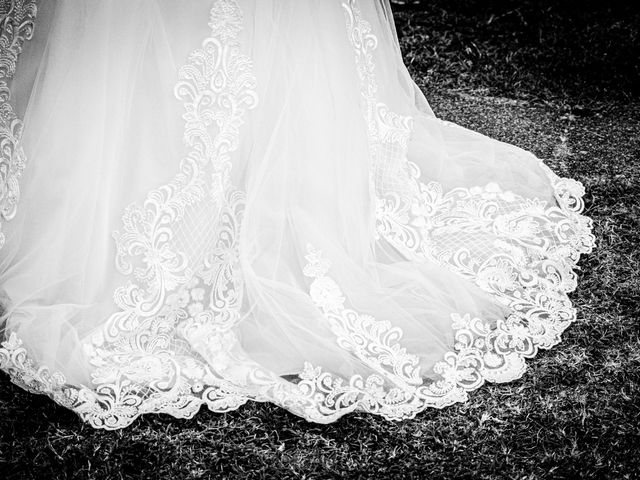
[0,0,593,429]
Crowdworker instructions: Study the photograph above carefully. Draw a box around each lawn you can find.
[1,1,639,479]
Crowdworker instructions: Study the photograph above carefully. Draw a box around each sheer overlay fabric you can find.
[0,0,594,429]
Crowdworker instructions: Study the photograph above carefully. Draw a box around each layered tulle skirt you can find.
[0,0,594,429]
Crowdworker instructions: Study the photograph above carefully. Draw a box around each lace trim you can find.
[296,244,479,420]
[276,0,595,423]
[343,0,596,403]
[289,243,582,421]
[343,0,415,200]
[0,0,595,429]
[0,0,37,248]
[303,245,422,388]
[83,0,267,428]
[1,0,264,429]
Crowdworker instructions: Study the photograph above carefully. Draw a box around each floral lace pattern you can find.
[289,243,581,420]
[303,244,422,388]
[2,0,264,429]
[0,0,36,248]
[82,0,265,428]
[343,0,415,200]
[343,0,595,396]
[377,165,595,354]
[0,0,594,429]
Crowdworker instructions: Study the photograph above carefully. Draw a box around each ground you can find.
[1,1,639,479]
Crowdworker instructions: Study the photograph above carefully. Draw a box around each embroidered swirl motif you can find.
[0,2,94,416]
[295,245,495,420]
[83,0,264,428]
[303,244,422,387]
[343,0,415,202]
[294,245,553,420]
[1,0,264,429]
[343,0,595,402]
[0,0,36,248]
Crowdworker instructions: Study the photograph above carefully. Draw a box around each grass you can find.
[392,0,640,104]
[1,2,639,479]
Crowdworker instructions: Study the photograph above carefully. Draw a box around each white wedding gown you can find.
[0,0,594,429]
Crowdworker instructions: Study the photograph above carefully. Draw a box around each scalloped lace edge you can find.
[0,0,594,429]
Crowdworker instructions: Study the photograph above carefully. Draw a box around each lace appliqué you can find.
[1,0,264,429]
[295,245,560,420]
[343,0,595,399]
[343,0,415,201]
[0,0,36,248]
[304,244,422,387]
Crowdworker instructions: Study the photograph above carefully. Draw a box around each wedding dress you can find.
[0,0,594,430]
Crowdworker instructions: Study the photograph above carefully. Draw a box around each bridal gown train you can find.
[0,0,594,429]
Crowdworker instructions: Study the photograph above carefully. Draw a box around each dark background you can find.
[391,0,639,104]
